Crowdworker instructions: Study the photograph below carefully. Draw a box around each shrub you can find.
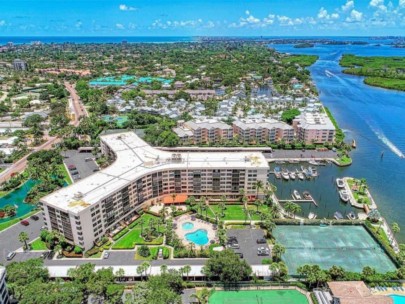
[261,258,272,265]
[112,227,129,241]
[138,245,150,257]
[74,246,83,254]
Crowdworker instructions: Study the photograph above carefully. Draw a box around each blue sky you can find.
[0,0,404,36]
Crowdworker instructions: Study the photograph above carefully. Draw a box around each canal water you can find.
[271,40,405,242]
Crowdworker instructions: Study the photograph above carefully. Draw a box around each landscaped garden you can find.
[30,237,48,250]
[347,178,371,205]
[112,213,164,249]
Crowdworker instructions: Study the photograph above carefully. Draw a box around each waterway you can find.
[271,42,405,242]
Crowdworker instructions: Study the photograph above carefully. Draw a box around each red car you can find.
[20,220,29,226]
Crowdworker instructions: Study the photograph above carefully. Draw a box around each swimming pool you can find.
[390,295,405,304]
[182,222,194,230]
[185,229,209,246]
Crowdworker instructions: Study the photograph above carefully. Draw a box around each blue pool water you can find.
[89,75,172,86]
[185,229,209,246]
[390,295,405,304]
[182,222,194,230]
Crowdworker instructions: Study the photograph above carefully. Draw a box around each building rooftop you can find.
[234,118,293,130]
[328,281,393,304]
[294,111,335,130]
[41,132,268,213]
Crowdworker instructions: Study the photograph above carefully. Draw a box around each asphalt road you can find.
[0,211,43,264]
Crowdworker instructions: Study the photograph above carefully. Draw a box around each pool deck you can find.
[174,214,217,247]
[371,284,405,296]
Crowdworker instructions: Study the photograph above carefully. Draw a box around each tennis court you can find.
[273,225,397,275]
[209,290,308,304]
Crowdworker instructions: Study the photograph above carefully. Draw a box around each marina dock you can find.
[279,198,319,207]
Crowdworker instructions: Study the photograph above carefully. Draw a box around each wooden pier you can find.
[279,198,318,207]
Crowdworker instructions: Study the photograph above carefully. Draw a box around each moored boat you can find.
[308,160,319,166]
[336,178,345,188]
[289,172,296,180]
[352,139,356,149]
[339,190,350,202]
[308,212,317,219]
[347,211,357,220]
[292,190,301,200]
[281,171,290,180]
[297,172,305,180]
[334,211,344,220]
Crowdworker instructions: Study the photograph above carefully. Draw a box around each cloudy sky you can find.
[0,0,404,36]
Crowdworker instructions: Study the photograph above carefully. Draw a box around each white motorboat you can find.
[281,171,290,180]
[336,178,345,188]
[289,172,296,180]
[296,169,305,180]
[334,211,344,220]
[308,212,317,220]
[308,160,319,166]
[347,212,357,220]
[292,190,302,200]
[339,190,350,202]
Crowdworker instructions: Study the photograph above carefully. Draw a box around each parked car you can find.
[71,170,79,175]
[6,252,16,260]
[235,252,244,258]
[103,252,110,259]
[257,247,270,256]
[30,215,39,221]
[40,251,49,259]
[256,238,266,244]
[92,168,100,172]
[41,226,47,231]
[20,220,29,226]
[68,165,76,170]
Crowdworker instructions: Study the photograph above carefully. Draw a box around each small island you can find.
[294,43,314,48]
[340,54,405,91]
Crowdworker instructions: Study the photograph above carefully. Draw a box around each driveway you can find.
[226,228,270,265]
[62,150,99,181]
[0,211,43,264]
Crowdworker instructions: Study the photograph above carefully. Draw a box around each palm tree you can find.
[262,218,276,237]
[391,222,400,236]
[243,205,249,224]
[190,288,210,304]
[18,232,29,250]
[254,199,262,214]
[219,196,227,218]
[160,264,168,274]
[255,180,263,198]
[272,243,285,261]
[183,265,191,280]
[139,218,145,236]
[141,261,150,278]
[171,193,177,204]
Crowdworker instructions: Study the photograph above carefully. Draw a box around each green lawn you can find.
[134,247,159,260]
[209,290,309,304]
[59,164,73,185]
[207,204,270,221]
[30,238,48,250]
[112,214,164,249]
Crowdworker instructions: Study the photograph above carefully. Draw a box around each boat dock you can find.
[279,198,318,207]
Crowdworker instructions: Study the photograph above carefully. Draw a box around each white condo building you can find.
[40,132,269,250]
[0,266,9,304]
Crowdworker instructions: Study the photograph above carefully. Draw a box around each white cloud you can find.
[75,21,82,29]
[116,23,125,29]
[345,9,363,22]
[119,4,136,11]
[342,0,355,12]
[370,0,384,6]
[0,20,5,26]
[400,0,405,7]
[151,18,207,29]
[318,7,328,19]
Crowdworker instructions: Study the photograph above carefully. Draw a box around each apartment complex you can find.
[40,132,269,250]
[233,118,294,144]
[13,59,28,71]
[293,111,336,144]
[0,266,10,304]
[173,119,233,144]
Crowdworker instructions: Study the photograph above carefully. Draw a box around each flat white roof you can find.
[41,132,268,213]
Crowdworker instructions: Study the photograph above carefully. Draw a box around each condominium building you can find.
[233,118,295,144]
[0,266,10,304]
[293,111,336,144]
[173,119,233,145]
[13,59,27,71]
[40,132,269,250]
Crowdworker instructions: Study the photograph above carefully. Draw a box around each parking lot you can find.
[63,150,99,182]
[226,229,271,265]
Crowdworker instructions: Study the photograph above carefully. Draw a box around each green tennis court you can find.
[209,289,308,304]
[273,225,397,275]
